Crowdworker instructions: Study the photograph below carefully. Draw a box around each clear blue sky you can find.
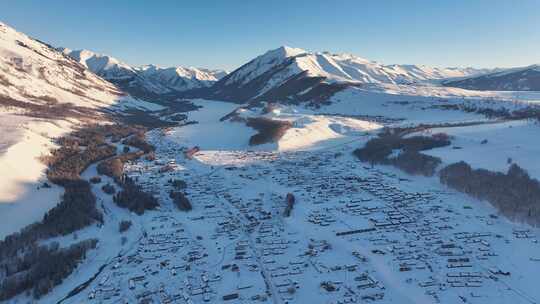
[2,0,539,71]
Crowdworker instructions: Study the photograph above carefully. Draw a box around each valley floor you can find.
[421,119,540,180]
[3,93,540,304]
[51,121,540,304]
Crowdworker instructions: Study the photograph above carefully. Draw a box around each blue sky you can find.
[2,0,539,70]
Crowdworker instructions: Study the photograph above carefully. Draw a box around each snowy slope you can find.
[0,21,162,117]
[0,21,160,238]
[166,100,381,153]
[205,46,493,103]
[288,51,491,84]
[421,120,540,180]
[61,48,227,100]
[59,48,136,80]
[230,103,383,151]
[0,115,68,238]
[226,46,490,86]
[0,22,128,113]
[443,64,540,91]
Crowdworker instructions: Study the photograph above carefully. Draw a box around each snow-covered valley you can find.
[1,18,540,304]
[46,101,540,304]
[3,97,532,304]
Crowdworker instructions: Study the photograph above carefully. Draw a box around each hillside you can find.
[0,21,159,237]
[443,65,540,91]
[0,23,134,118]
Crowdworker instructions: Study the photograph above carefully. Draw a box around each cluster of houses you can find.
[79,129,539,304]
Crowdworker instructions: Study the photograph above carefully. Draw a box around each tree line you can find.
[122,133,155,153]
[354,133,451,176]
[113,176,159,215]
[246,117,293,146]
[0,239,97,300]
[97,151,144,181]
[0,125,137,301]
[169,191,192,211]
[439,162,540,226]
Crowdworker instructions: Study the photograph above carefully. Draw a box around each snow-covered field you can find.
[169,99,259,150]
[169,100,383,153]
[51,118,540,304]
[0,115,71,238]
[277,114,380,151]
[421,119,540,179]
[324,85,540,127]
[3,94,540,304]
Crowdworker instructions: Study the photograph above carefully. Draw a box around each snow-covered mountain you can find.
[137,64,226,92]
[4,19,540,304]
[0,21,162,235]
[203,46,493,103]
[60,48,227,101]
[0,22,132,118]
[443,65,540,91]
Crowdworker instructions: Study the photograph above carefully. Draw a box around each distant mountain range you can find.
[59,48,228,101]
[57,46,504,104]
[443,65,540,91]
[2,20,540,111]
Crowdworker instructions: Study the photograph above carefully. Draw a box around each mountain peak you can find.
[263,46,307,60]
[58,48,226,97]
[277,45,307,57]
[211,45,499,103]
[60,48,134,76]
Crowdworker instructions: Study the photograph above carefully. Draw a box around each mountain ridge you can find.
[59,47,228,101]
[443,64,540,91]
[0,22,138,120]
[201,46,497,104]
[56,44,503,104]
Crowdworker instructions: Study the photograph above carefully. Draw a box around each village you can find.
[71,128,540,304]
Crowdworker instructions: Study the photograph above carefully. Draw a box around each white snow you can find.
[2,21,540,304]
[169,100,259,150]
[0,21,161,239]
[61,48,227,92]
[0,22,127,110]
[224,46,495,92]
[169,100,382,153]
[421,120,540,180]
[61,48,135,79]
[225,46,306,86]
[56,123,540,304]
[0,115,71,238]
[322,87,486,126]
[261,105,382,151]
